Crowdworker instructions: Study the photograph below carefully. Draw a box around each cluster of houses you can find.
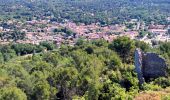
[0,18,170,46]
[140,24,170,45]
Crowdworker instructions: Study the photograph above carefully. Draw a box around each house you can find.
[148,29,167,35]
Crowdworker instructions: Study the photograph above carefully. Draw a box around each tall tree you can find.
[109,36,135,63]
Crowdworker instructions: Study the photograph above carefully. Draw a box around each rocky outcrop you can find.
[134,48,167,84]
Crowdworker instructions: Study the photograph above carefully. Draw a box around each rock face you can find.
[134,48,167,84]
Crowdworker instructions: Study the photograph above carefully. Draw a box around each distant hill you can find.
[0,0,170,24]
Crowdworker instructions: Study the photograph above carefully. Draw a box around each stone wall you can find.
[142,53,167,80]
[134,49,145,84]
[134,48,167,84]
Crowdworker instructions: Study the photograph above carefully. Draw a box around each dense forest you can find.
[0,0,170,25]
[1,37,170,99]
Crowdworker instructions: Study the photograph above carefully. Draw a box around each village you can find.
[0,16,170,46]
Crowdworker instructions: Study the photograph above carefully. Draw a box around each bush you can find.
[0,87,27,100]
[40,41,55,50]
[142,83,162,91]
[153,77,170,88]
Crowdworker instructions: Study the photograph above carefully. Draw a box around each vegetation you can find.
[0,31,26,41]
[53,27,75,36]
[0,0,170,25]
[1,0,170,99]
[0,41,56,62]
[0,37,170,99]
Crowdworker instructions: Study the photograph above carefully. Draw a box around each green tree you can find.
[109,36,135,63]
[0,45,16,61]
[40,41,55,50]
[51,67,78,100]
[139,31,148,38]
[135,41,150,52]
[0,87,27,100]
[91,39,108,47]
[33,81,57,100]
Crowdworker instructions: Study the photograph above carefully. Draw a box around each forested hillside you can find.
[0,0,170,24]
[1,37,170,99]
[1,0,170,99]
